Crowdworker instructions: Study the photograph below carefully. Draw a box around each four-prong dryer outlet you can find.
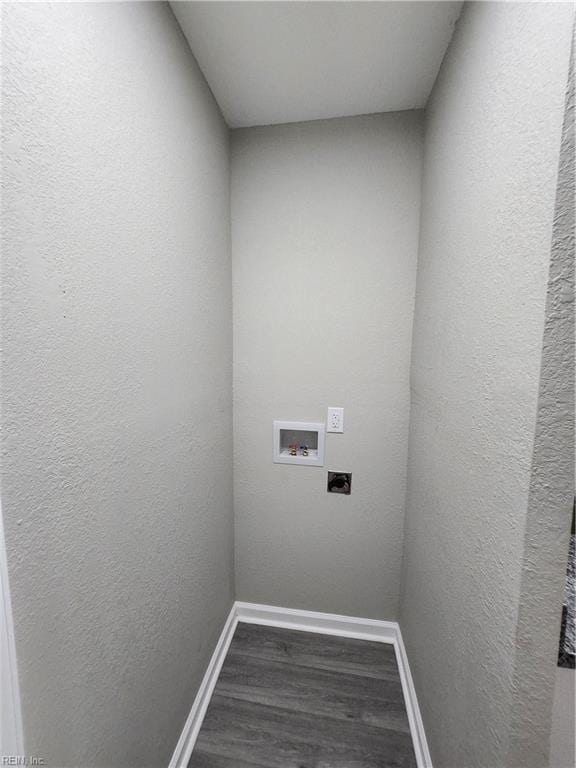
[327,407,344,433]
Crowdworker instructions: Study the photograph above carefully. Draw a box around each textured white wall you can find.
[232,112,422,619]
[399,4,574,767]
[507,33,574,767]
[1,3,233,766]
[550,668,576,768]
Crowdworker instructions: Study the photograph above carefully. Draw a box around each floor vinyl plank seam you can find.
[194,694,417,768]
[219,652,406,697]
[210,690,360,724]
[225,651,401,683]
[210,690,413,737]
[225,647,401,681]
[198,698,415,750]
[209,688,413,734]
[192,746,273,768]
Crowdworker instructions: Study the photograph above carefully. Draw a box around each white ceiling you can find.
[171,1,462,129]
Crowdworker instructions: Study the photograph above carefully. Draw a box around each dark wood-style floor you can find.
[188,622,417,768]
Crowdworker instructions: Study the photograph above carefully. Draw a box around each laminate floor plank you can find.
[229,623,401,681]
[216,651,410,732]
[192,695,416,768]
[188,623,417,768]
[187,749,269,768]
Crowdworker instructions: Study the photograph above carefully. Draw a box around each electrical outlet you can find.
[327,407,344,433]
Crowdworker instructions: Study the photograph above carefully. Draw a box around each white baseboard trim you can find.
[394,621,433,768]
[168,605,238,768]
[169,601,432,768]
[234,600,398,643]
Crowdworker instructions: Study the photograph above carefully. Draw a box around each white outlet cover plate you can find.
[327,407,344,433]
